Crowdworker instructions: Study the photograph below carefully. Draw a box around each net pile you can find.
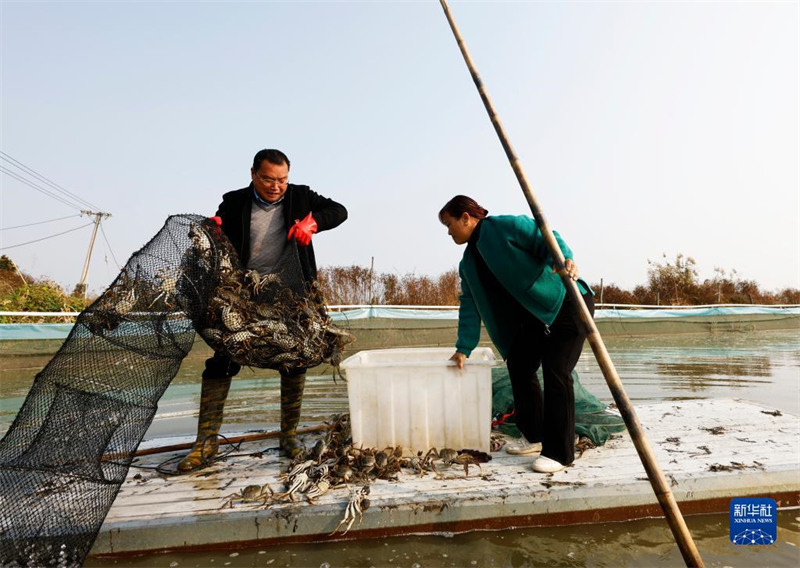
[0,214,349,567]
[187,221,349,372]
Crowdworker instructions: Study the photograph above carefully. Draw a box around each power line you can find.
[0,214,81,231]
[99,222,121,269]
[0,166,81,210]
[0,222,95,250]
[0,151,102,211]
[0,153,114,292]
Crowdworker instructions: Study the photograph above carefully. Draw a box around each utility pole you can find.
[368,256,375,305]
[74,210,111,297]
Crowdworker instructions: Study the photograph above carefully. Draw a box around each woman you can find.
[440,195,594,473]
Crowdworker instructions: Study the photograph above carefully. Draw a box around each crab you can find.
[223,331,256,360]
[309,438,328,461]
[304,479,331,503]
[244,269,263,292]
[256,303,281,319]
[428,447,481,478]
[333,464,354,483]
[214,287,241,306]
[284,459,315,479]
[114,288,137,315]
[202,328,223,343]
[259,273,282,287]
[219,484,273,509]
[330,485,370,536]
[149,268,180,309]
[272,333,297,351]
[221,306,245,331]
[277,472,311,502]
[84,310,123,334]
[372,448,401,481]
[270,352,299,367]
[399,453,431,477]
[250,319,288,335]
[324,325,355,378]
[356,451,376,476]
[188,224,212,253]
[218,254,234,273]
[300,340,318,361]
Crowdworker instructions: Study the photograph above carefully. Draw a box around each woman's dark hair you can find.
[438,195,489,223]
[253,149,291,171]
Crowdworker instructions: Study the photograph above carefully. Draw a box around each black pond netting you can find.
[0,215,350,567]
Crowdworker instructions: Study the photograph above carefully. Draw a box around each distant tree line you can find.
[317,266,460,306]
[318,254,800,306]
[598,253,800,305]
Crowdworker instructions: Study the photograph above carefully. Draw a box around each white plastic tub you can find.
[341,347,495,453]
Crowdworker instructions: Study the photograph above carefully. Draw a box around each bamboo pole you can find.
[129,424,327,458]
[438,2,704,566]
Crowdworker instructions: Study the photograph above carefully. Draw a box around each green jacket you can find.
[456,215,588,359]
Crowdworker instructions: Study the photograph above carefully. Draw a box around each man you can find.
[178,148,348,472]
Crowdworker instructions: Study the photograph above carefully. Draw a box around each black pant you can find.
[505,290,595,465]
[203,351,241,380]
[203,352,305,380]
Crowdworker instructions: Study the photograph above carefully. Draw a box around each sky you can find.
[1,0,798,298]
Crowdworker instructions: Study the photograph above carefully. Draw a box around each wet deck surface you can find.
[91,398,800,557]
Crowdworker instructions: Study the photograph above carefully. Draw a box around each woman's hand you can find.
[449,352,467,369]
[553,258,579,281]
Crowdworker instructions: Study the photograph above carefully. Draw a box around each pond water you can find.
[86,510,800,568]
[2,329,799,567]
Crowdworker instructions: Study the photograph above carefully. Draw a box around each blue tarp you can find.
[594,306,800,319]
[0,323,76,340]
[1,306,797,340]
[330,307,459,321]
[0,320,194,340]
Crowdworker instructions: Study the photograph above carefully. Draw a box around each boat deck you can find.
[90,398,800,558]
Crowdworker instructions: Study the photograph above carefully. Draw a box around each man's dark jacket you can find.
[215,183,347,284]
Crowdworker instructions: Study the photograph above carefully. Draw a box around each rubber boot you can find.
[280,372,306,458]
[177,376,232,472]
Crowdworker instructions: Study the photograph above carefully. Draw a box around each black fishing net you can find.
[0,214,350,567]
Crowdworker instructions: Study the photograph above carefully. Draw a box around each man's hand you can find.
[449,352,467,369]
[288,213,318,246]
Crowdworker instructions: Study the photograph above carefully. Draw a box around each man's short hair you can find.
[252,149,291,171]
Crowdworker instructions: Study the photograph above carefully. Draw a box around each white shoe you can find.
[505,438,542,455]
[532,455,568,473]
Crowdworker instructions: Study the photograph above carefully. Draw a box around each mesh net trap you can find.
[0,215,350,567]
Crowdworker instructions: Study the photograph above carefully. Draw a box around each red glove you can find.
[287,212,317,246]
[209,216,222,226]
